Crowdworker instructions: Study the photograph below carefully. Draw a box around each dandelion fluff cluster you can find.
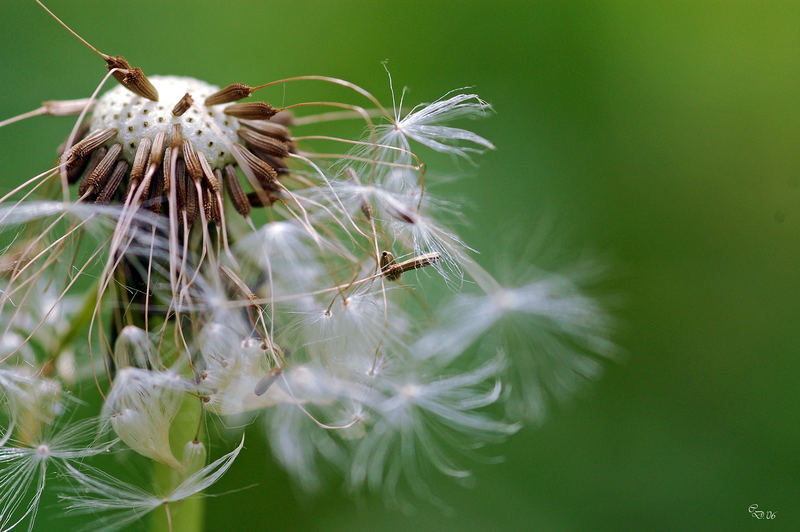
[0,4,615,529]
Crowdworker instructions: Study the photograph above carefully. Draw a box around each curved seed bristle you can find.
[171,92,194,117]
[238,128,290,158]
[96,160,129,203]
[224,165,250,217]
[223,102,277,120]
[205,83,253,106]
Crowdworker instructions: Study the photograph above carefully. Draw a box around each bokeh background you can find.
[1,1,799,530]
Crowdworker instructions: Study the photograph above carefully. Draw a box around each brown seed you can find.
[79,143,121,198]
[104,55,131,75]
[82,146,107,185]
[96,160,129,203]
[214,169,224,197]
[247,191,278,207]
[204,83,253,106]
[223,102,277,120]
[387,204,416,224]
[141,144,168,201]
[232,144,278,188]
[224,164,250,216]
[237,127,290,158]
[238,119,290,141]
[379,251,400,280]
[129,136,152,186]
[182,140,203,182]
[382,252,440,280]
[204,184,220,222]
[170,123,184,151]
[361,201,374,220]
[57,121,90,157]
[65,153,91,185]
[105,55,159,102]
[62,128,118,173]
[213,168,226,220]
[124,68,159,102]
[270,110,294,126]
[148,167,165,214]
[346,168,372,220]
[197,152,220,192]
[254,367,283,396]
[171,92,194,117]
[44,98,95,117]
[185,171,198,226]
[148,131,168,169]
[176,157,188,214]
[251,150,289,174]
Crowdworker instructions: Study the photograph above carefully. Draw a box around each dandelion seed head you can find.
[91,75,240,166]
[0,9,617,521]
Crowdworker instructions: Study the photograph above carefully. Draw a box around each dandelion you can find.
[0,415,115,531]
[0,2,616,530]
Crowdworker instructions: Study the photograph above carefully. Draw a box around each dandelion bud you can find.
[110,408,179,468]
[104,368,184,470]
[181,440,207,475]
[113,325,155,368]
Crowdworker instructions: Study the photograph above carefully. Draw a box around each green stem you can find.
[150,394,205,532]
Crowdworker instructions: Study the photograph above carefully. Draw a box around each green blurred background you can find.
[1,1,799,530]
